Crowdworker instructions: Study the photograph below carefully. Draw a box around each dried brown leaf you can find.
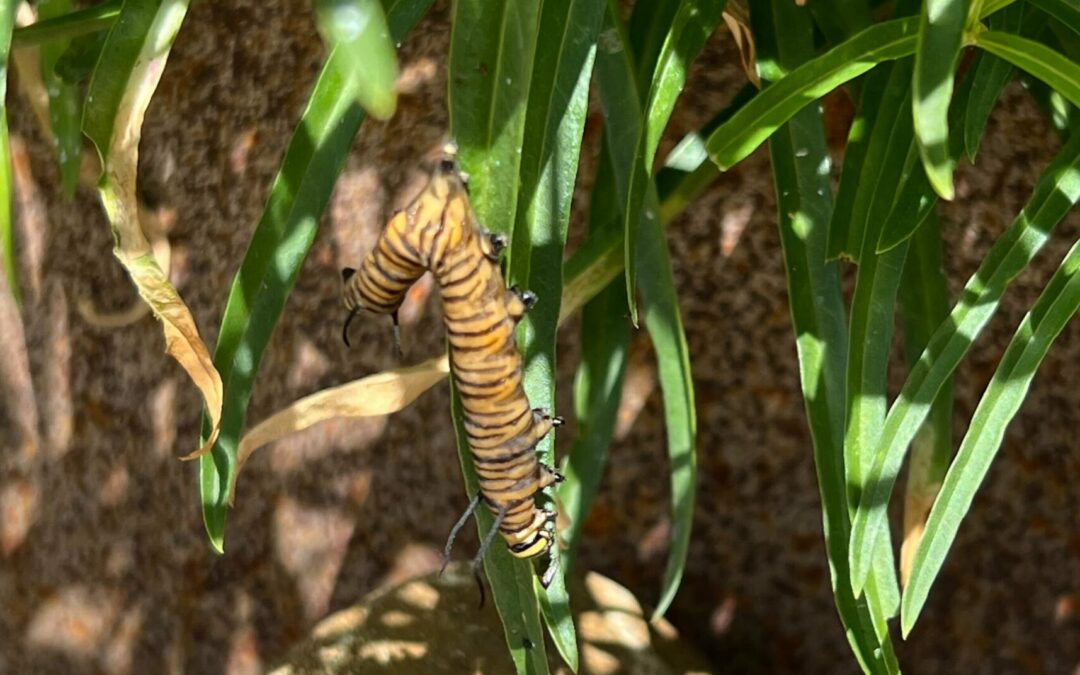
[88,4,222,461]
[122,253,222,460]
[232,355,450,505]
[722,4,759,88]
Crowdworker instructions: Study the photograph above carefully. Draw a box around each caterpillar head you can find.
[434,140,470,191]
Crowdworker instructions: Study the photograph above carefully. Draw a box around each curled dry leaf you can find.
[123,253,222,461]
[722,3,759,88]
[231,355,450,505]
[85,1,221,460]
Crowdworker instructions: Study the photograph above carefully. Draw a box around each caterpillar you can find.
[341,144,562,600]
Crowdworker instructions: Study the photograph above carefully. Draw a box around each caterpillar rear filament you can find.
[341,145,562,601]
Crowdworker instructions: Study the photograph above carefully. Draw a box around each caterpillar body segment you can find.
[341,146,561,592]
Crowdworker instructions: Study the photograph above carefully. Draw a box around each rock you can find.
[271,565,713,674]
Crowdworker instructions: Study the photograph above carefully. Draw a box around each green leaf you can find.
[55,30,109,84]
[754,2,898,671]
[561,82,752,324]
[507,0,606,668]
[559,84,750,557]
[827,66,889,261]
[844,58,915,488]
[980,0,1019,17]
[1028,0,1080,39]
[559,83,753,573]
[39,0,84,197]
[656,83,755,223]
[975,30,1080,109]
[962,4,1024,160]
[903,235,1080,635]
[842,64,918,633]
[558,281,629,570]
[621,0,726,325]
[594,4,697,621]
[449,386,545,675]
[875,47,980,253]
[312,0,398,120]
[706,16,920,170]
[11,0,119,47]
[82,0,188,163]
[1020,71,1077,138]
[198,0,433,553]
[849,129,1080,596]
[808,0,871,45]
[913,0,968,200]
[449,1,548,672]
[627,0,680,85]
[448,0,537,241]
[896,211,954,589]
[0,0,13,306]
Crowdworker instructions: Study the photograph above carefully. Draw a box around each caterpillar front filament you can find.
[341,144,562,598]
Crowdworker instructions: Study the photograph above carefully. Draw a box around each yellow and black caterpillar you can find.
[341,145,562,596]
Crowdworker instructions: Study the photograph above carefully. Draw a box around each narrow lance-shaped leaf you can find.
[896,212,953,587]
[849,130,1080,594]
[842,63,915,631]
[706,16,920,170]
[81,1,226,463]
[620,0,726,325]
[11,0,120,47]
[448,1,547,672]
[508,0,606,668]
[875,52,979,253]
[558,281,629,570]
[198,0,434,552]
[312,0,397,120]
[38,0,83,197]
[827,65,890,261]
[903,235,1080,635]
[593,3,698,621]
[975,31,1080,109]
[560,87,753,560]
[963,2,1025,161]
[754,0,898,670]
[912,0,968,200]
[558,0,670,568]
[627,0,680,84]
[831,0,923,261]
[1028,0,1080,39]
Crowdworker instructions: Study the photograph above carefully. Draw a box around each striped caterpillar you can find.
[341,144,562,598]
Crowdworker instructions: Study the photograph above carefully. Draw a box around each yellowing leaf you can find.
[231,355,450,504]
[121,254,222,461]
[81,1,221,460]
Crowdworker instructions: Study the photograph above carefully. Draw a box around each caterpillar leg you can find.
[530,407,563,439]
[391,310,404,359]
[506,287,538,321]
[481,232,508,261]
[472,503,509,609]
[439,493,481,577]
[539,504,560,589]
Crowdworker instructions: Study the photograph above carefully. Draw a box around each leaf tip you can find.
[925,162,956,201]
